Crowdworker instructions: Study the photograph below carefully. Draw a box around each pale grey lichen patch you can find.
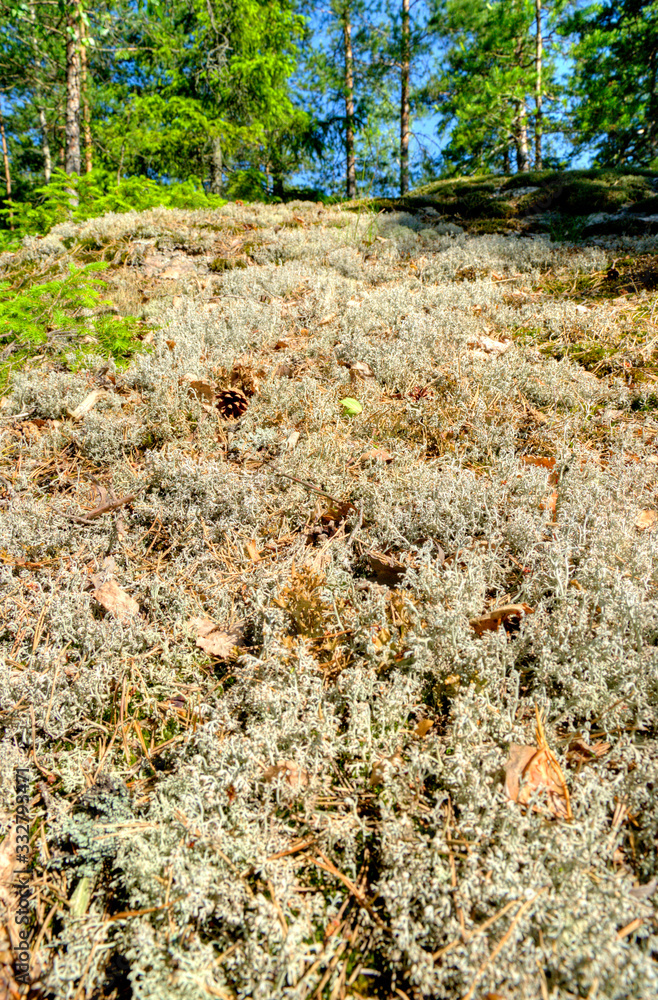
[1,200,658,999]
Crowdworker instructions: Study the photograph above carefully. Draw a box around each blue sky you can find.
[291,0,591,196]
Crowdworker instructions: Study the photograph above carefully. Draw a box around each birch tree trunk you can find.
[209,136,223,193]
[343,6,356,200]
[65,0,82,179]
[534,0,543,169]
[39,108,52,182]
[400,0,410,195]
[514,102,530,172]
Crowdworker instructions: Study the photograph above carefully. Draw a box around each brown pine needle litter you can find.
[1,200,658,998]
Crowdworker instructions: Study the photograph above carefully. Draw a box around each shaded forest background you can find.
[0,0,657,236]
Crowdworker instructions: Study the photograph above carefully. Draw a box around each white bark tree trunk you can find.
[343,7,356,199]
[65,0,82,178]
[534,0,543,170]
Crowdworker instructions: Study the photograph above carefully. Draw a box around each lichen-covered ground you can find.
[1,201,658,1000]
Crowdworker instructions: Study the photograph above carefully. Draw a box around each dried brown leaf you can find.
[522,455,556,471]
[635,509,658,530]
[92,579,139,619]
[470,603,534,637]
[366,550,407,586]
[349,361,375,378]
[188,617,217,638]
[567,737,611,765]
[183,376,216,402]
[262,760,309,789]
[245,539,261,561]
[504,708,572,819]
[360,448,394,464]
[189,618,244,658]
[320,501,356,524]
[414,718,433,738]
[503,744,537,803]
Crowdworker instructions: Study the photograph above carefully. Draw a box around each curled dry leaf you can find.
[245,539,261,562]
[504,707,572,820]
[467,335,512,356]
[182,375,216,403]
[360,448,394,464]
[414,718,433,738]
[318,312,338,326]
[231,362,262,397]
[349,361,375,378]
[566,737,611,766]
[189,617,244,658]
[522,455,556,471]
[470,603,533,637]
[635,509,658,530]
[67,389,107,421]
[366,550,407,586]
[320,500,356,524]
[286,430,300,451]
[262,760,309,789]
[92,579,139,620]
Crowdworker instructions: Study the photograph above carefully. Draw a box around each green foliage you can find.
[427,0,566,175]
[3,168,226,236]
[0,259,143,360]
[563,0,658,167]
[94,313,144,360]
[547,214,587,242]
[339,397,363,416]
[0,261,109,344]
[92,0,308,194]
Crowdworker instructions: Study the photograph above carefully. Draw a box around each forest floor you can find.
[1,184,658,999]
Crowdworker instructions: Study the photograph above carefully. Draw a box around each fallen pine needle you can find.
[461,888,548,1000]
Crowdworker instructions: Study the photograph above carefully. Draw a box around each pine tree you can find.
[428,0,561,175]
[564,0,658,166]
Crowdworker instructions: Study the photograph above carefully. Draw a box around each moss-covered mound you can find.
[352,168,658,239]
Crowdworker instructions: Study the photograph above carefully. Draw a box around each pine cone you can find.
[216,388,249,419]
